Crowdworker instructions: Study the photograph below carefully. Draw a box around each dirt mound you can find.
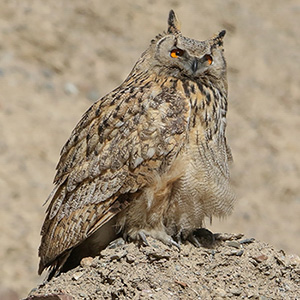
[26,235,300,300]
[1,1,300,298]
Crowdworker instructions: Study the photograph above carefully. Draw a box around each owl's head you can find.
[137,10,227,84]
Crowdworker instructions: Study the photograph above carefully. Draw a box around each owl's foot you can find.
[137,231,150,246]
[188,228,215,248]
[127,229,181,250]
[170,238,181,250]
[138,230,181,250]
[107,237,126,249]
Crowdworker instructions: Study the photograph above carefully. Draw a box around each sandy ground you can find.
[0,0,299,298]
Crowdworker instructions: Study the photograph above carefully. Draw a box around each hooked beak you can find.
[191,59,198,73]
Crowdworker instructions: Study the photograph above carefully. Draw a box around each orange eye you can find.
[204,54,213,65]
[170,48,185,58]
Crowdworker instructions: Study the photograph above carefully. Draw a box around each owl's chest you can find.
[162,130,228,231]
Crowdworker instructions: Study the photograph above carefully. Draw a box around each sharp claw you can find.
[107,237,125,249]
[138,231,149,246]
[195,228,215,244]
[171,239,181,251]
[189,228,215,248]
[188,234,202,248]
[134,231,181,250]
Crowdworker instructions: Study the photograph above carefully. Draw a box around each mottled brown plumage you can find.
[39,10,235,278]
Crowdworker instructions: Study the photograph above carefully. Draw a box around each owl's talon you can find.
[170,239,181,251]
[107,237,125,249]
[189,228,215,248]
[188,234,202,248]
[138,231,150,246]
[135,230,180,250]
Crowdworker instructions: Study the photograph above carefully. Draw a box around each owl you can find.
[38,10,235,279]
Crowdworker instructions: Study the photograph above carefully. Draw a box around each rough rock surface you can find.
[27,235,300,300]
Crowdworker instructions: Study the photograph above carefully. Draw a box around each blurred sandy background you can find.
[0,0,299,298]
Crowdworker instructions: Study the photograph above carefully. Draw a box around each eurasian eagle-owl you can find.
[38,10,235,279]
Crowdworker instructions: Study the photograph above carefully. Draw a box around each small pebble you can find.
[226,249,244,256]
[72,271,84,281]
[258,296,270,300]
[147,250,171,261]
[233,249,244,256]
[295,269,300,275]
[80,256,94,268]
[247,291,259,298]
[275,278,281,283]
[79,292,87,298]
[126,254,135,264]
[274,255,285,266]
[110,250,128,260]
[239,238,255,244]
[287,254,300,266]
[249,258,258,266]
[215,287,226,297]
[141,289,153,297]
[229,287,242,296]
[174,280,188,288]
[253,254,268,263]
[226,240,241,249]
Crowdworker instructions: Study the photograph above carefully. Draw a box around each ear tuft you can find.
[218,30,226,39]
[168,10,181,34]
[210,30,226,47]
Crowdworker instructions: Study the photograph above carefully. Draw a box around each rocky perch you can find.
[25,234,300,300]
